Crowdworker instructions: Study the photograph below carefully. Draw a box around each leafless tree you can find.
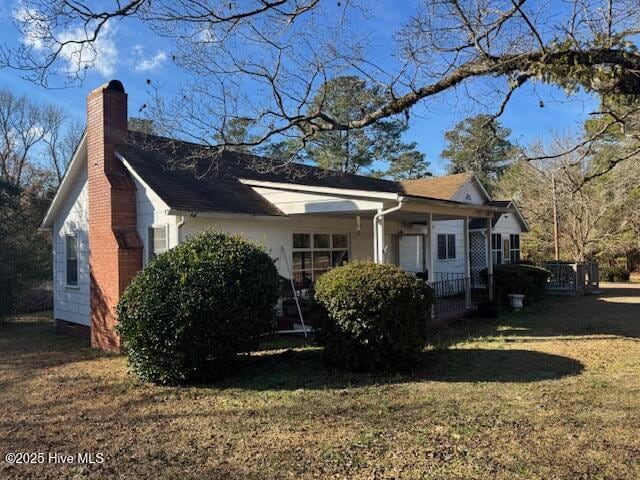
[41,110,84,183]
[4,1,640,175]
[499,133,640,261]
[0,87,82,187]
[0,89,47,187]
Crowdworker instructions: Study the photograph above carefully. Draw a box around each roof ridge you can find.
[400,171,471,184]
[126,129,402,187]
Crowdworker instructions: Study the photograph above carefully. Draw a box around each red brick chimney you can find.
[87,80,142,351]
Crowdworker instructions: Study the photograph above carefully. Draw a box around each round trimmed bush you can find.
[313,261,433,371]
[482,264,550,305]
[116,230,279,384]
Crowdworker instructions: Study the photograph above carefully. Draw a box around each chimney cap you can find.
[106,79,125,93]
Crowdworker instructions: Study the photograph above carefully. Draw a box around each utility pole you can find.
[552,172,560,261]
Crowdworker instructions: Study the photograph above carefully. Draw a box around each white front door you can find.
[398,234,425,273]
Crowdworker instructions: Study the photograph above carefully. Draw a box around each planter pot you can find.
[508,294,525,311]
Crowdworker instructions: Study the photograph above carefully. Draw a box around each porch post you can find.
[373,215,378,263]
[373,210,385,264]
[486,216,494,301]
[464,216,471,308]
[428,213,435,282]
[428,212,436,319]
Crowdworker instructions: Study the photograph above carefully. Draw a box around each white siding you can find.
[253,187,384,215]
[493,212,523,236]
[431,219,466,278]
[451,179,488,205]
[53,165,90,325]
[131,175,177,264]
[180,214,376,277]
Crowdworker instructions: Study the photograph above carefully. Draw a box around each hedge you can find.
[600,266,630,282]
[483,263,550,305]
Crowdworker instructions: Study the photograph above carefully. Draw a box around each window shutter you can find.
[437,234,447,260]
[148,227,155,260]
[447,234,456,259]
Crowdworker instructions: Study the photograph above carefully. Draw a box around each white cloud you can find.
[14,6,46,50]
[13,4,118,78]
[57,22,118,77]
[134,51,168,73]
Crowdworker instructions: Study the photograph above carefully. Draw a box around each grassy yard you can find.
[1,285,639,479]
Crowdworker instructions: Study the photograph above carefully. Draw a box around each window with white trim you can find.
[148,225,168,262]
[502,237,511,264]
[437,233,456,260]
[491,233,502,265]
[66,234,78,286]
[292,232,349,288]
[510,234,521,263]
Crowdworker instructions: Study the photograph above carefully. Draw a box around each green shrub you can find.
[484,264,550,305]
[600,266,630,282]
[116,230,279,385]
[313,261,433,371]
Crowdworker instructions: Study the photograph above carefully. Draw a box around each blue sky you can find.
[0,0,598,175]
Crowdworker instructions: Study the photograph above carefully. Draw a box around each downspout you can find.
[176,215,185,244]
[373,198,405,263]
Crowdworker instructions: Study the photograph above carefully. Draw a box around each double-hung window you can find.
[491,233,502,265]
[502,237,511,264]
[148,225,168,262]
[437,233,456,260]
[66,234,78,286]
[292,232,349,288]
[509,234,521,263]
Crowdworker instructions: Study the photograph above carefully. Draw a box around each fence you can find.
[429,274,493,318]
[543,261,599,295]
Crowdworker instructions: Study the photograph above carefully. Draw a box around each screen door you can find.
[398,234,425,273]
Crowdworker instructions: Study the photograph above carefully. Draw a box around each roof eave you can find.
[399,194,510,213]
[239,178,401,201]
[509,199,530,232]
[167,209,288,220]
[450,173,492,203]
[40,132,87,230]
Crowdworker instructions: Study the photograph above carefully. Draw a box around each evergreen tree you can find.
[301,76,428,177]
[213,117,256,153]
[378,148,432,180]
[441,115,516,190]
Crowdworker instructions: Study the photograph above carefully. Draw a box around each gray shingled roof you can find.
[117,131,406,216]
[117,133,284,216]
[117,132,519,220]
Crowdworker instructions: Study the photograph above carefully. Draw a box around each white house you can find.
[40,80,528,350]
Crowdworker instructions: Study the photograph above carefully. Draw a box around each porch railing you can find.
[429,274,493,318]
[432,271,466,283]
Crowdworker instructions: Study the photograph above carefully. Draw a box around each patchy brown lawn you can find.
[1,284,640,479]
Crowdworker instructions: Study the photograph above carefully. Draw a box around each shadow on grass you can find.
[1,311,584,393]
[215,346,584,391]
[427,284,640,349]
[0,312,113,373]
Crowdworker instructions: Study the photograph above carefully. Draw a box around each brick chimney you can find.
[87,80,142,351]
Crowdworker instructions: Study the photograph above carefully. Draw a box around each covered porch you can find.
[370,198,499,319]
[280,195,507,324]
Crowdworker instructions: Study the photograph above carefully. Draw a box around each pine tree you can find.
[302,76,428,177]
[441,115,516,190]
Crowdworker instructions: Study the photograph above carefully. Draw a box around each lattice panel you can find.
[469,232,487,284]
